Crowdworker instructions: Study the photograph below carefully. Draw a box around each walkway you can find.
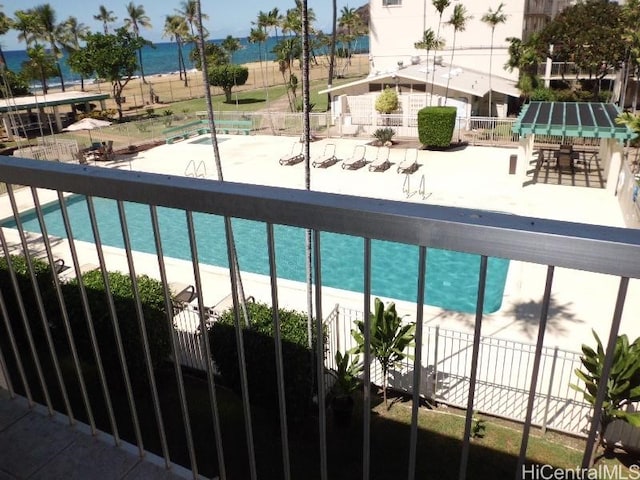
[0,388,199,480]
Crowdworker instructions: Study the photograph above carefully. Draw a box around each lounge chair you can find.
[279,142,304,166]
[312,143,339,168]
[341,145,367,170]
[397,148,419,174]
[368,146,391,172]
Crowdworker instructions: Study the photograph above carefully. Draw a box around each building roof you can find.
[319,61,520,98]
[0,91,110,113]
[512,101,637,140]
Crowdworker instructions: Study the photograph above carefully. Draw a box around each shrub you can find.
[62,270,171,375]
[210,302,315,418]
[372,128,395,145]
[417,106,456,148]
[0,257,171,386]
[207,64,249,103]
[375,87,399,115]
[0,255,57,350]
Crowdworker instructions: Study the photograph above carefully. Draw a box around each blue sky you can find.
[1,0,361,51]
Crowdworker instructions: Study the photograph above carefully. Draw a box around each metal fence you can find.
[324,305,640,448]
[0,157,639,479]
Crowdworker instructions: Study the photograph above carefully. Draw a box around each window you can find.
[383,0,401,6]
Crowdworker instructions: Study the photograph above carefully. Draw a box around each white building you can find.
[323,0,575,122]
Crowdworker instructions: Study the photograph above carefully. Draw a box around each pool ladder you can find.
[402,173,426,199]
[185,160,207,178]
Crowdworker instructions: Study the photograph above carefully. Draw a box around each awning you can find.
[512,101,637,140]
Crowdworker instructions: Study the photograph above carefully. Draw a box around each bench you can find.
[163,120,210,144]
[214,119,252,135]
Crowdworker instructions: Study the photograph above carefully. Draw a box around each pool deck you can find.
[2,134,639,353]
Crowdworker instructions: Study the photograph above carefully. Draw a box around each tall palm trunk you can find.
[430,13,445,104]
[138,48,147,84]
[444,31,457,102]
[327,0,337,109]
[488,28,495,117]
[301,0,316,411]
[194,1,248,325]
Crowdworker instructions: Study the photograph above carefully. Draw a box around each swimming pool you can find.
[2,195,510,313]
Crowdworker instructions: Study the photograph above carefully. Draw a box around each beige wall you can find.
[369,0,525,78]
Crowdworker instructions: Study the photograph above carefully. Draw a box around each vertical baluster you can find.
[116,201,171,466]
[363,238,372,480]
[408,246,427,479]
[57,192,119,444]
[515,265,555,478]
[582,277,629,468]
[223,216,256,480]
[85,196,144,454]
[149,205,199,478]
[0,193,52,414]
[31,187,95,433]
[266,223,291,480]
[313,230,328,480]
[458,255,488,480]
[7,184,74,421]
[0,286,31,403]
[185,211,226,480]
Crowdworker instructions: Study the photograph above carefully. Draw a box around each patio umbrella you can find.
[63,117,112,144]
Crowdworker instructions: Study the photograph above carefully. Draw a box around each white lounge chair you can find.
[397,148,419,174]
[312,143,339,168]
[341,145,367,170]
[368,146,391,172]
[279,142,304,166]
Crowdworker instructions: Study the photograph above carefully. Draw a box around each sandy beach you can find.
[62,54,370,113]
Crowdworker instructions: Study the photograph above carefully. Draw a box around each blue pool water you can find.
[2,195,510,313]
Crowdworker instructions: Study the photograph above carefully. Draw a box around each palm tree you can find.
[60,16,90,90]
[163,15,189,86]
[221,35,241,64]
[13,9,38,48]
[338,7,359,66]
[33,4,66,92]
[265,7,282,43]
[178,0,208,39]
[481,3,507,117]
[124,2,151,84]
[93,5,116,35]
[430,0,450,103]
[444,4,472,103]
[415,28,443,103]
[0,5,14,68]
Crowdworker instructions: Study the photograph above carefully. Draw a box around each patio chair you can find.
[368,146,391,172]
[279,142,304,166]
[312,143,339,168]
[397,148,419,174]
[341,145,367,170]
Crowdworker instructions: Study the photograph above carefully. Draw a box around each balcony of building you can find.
[0,154,639,479]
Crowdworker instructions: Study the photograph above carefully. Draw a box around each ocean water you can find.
[3,35,369,89]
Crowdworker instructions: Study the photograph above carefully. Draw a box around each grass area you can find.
[6,345,635,480]
[165,76,359,115]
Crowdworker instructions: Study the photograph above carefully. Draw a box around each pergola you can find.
[0,91,110,140]
[512,101,637,193]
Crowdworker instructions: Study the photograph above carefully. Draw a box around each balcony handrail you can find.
[1,156,640,279]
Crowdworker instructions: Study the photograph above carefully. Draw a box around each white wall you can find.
[369,0,526,80]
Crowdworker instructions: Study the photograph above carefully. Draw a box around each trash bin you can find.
[509,154,517,175]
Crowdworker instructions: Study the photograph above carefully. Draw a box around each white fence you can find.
[324,305,640,449]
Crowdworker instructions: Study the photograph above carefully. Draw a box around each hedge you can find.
[210,302,315,419]
[0,255,171,385]
[417,106,457,148]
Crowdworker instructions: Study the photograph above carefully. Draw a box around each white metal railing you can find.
[0,157,639,479]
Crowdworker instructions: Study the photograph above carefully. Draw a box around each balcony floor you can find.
[0,389,195,480]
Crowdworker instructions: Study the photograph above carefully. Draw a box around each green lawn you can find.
[8,348,632,480]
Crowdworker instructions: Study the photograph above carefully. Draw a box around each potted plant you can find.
[329,350,362,427]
